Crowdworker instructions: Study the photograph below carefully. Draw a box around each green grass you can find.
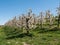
[0,26,60,45]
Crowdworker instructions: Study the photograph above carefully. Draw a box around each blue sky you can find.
[0,0,59,25]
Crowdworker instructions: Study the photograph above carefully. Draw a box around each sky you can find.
[0,0,59,25]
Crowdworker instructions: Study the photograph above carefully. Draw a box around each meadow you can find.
[0,26,60,45]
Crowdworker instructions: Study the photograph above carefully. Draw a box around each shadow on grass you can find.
[38,27,60,33]
[6,33,33,39]
[5,27,60,39]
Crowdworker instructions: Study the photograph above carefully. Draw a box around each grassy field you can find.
[0,27,60,45]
